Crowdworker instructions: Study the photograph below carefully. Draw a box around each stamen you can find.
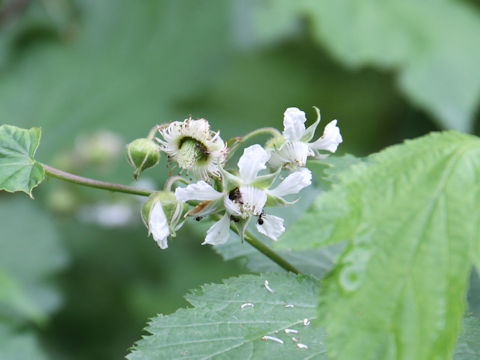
[297,343,308,349]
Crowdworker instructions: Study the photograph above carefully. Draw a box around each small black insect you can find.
[257,211,265,225]
[230,215,240,223]
[195,216,203,222]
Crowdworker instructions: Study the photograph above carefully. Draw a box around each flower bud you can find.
[141,191,186,249]
[126,138,161,179]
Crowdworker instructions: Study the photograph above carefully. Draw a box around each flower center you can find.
[176,137,210,169]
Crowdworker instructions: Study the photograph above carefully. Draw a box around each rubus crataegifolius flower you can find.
[175,144,312,245]
[126,138,162,179]
[141,191,187,249]
[156,117,227,180]
[268,107,342,169]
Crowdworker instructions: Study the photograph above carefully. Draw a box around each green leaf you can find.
[245,0,480,131]
[0,125,45,197]
[128,274,328,360]
[0,323,48,360]
[454,316,480,360]
[280,131,480,360]
[215,234,342,278]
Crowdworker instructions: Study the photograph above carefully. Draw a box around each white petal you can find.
[309,120,342,153]
[283,107,306,141]
[238,144,270,184]
[175,181,223,202]
[277,141,311,167]
[149,202,170,249]
[224,196,242,216]
[256,214,285,241]
[239,185,267,216]
[203,213,231,245]
[269,168,312,197]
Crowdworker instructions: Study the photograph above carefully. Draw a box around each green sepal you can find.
[0,125,45,198]
[252,168,280,189]
[126,138,161,180]
[265,193,297,207]
[265,134,285,151]
[233,216,251,241]
[220,167,241,192]
[300,106,321,142]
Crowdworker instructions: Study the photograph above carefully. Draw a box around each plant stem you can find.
[229,222,300,274]
[228,127,282,158]
[164,176,190,191]
[41,163,154,197]
[42,163,299,273]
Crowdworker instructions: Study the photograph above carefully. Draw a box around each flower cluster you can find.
[132,107,342,249]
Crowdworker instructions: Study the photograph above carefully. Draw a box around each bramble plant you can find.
[1,106,479,359]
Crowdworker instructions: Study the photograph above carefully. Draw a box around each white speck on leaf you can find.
[241,303,254,309]
[303,318,310,326]
[262,336,284,344]
[284,328,298,334]
[284,304,294,308]
[264,280,274,293]
[297,343,308,349]
[292,337,300,342]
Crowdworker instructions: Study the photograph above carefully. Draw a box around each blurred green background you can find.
[0,0,479,359]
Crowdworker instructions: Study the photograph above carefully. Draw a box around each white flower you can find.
[175,144,312,244]
[269,107,342,169]
[142,192,186,249]
[148,202,170,249]
[156,117,227,179]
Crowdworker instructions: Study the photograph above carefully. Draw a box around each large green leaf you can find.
[0,125,44,197]
[244,0,480,131]
[0,323,48,360]
[128,274,328,360]
[279,131,480,359]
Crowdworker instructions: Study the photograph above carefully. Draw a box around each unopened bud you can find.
[141,192,186,249]
[126,138,161,179]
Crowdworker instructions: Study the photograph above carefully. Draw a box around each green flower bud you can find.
[126,138,161,179]
[141,191,187,249]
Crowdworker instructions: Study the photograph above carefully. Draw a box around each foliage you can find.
[0,125,44,197]
[245,0,480,132]
[279,131,480,360]
[128,273,327,360]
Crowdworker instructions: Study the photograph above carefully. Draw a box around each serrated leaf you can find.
[128,274,327,360]
[280,131,480,359]
[454,316,480,360]
[0,125,45,197]
[0,323,48,360]
[215,234,342,278]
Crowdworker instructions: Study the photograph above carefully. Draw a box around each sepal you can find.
[300,106,321,143]
[126,138,161,179]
